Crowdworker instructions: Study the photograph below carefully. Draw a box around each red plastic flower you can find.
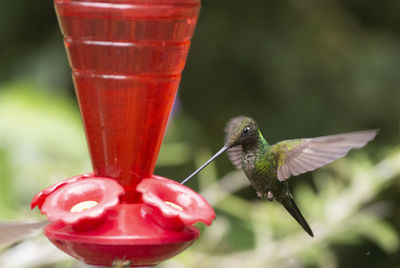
[37,177,124,231]
[137,176,215,230]
[31,173,93,210]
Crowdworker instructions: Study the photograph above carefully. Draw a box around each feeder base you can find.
[45,203,199,267]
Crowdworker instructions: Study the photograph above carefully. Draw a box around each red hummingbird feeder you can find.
[31,0,215,266]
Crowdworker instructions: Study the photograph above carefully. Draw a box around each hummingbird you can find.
[182,116,378,237]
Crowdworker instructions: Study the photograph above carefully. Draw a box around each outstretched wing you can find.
[0,220,48,250]
[274,130,378,181]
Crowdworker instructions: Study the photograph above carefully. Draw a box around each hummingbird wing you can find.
[0,220,48,250]
[274,130,378,181]
[227,145,242,169]
[224,117,245,169]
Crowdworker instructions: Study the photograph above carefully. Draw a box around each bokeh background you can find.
[0,0,400,267]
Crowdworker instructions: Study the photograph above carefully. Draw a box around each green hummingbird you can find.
[182,116,378,237]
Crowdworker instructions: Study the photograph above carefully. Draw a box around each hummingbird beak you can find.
[181,145,229,184]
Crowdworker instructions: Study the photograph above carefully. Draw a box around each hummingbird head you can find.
[224,116,259,148]
[181,115,259,185]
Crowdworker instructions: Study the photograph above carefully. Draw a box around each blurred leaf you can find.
[157,142,191,167]
[216,195,252,221]
[360,217,399,254]
[0,81,90,218]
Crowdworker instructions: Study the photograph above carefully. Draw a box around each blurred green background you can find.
[0,0,400,267]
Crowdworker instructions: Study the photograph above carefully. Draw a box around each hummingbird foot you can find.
[256,191,274,201]
[267,191,274,201]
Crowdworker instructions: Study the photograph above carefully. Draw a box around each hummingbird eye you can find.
[243,126,250,135]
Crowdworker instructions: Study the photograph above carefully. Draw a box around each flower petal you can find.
[39,177,124,230]
[137,176,215,229]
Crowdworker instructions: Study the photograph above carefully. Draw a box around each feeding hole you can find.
[70,200,98,213]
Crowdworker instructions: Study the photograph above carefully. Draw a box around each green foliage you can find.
[0,82,90,219]
[0,77,399,268]
[160,147,400,268]
[0,0,400,267]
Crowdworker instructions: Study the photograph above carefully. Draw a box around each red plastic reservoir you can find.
[57,0,200,201]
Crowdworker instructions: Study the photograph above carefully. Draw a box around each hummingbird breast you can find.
[242,145,283,198]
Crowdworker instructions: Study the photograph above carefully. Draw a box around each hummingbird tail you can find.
[280,195,314,237]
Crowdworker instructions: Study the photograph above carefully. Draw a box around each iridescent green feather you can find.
[271,139,303,169]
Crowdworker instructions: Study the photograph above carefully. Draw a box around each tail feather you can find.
[279,195,314,237]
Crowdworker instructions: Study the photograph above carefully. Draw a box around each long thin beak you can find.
[181,145,229,184]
